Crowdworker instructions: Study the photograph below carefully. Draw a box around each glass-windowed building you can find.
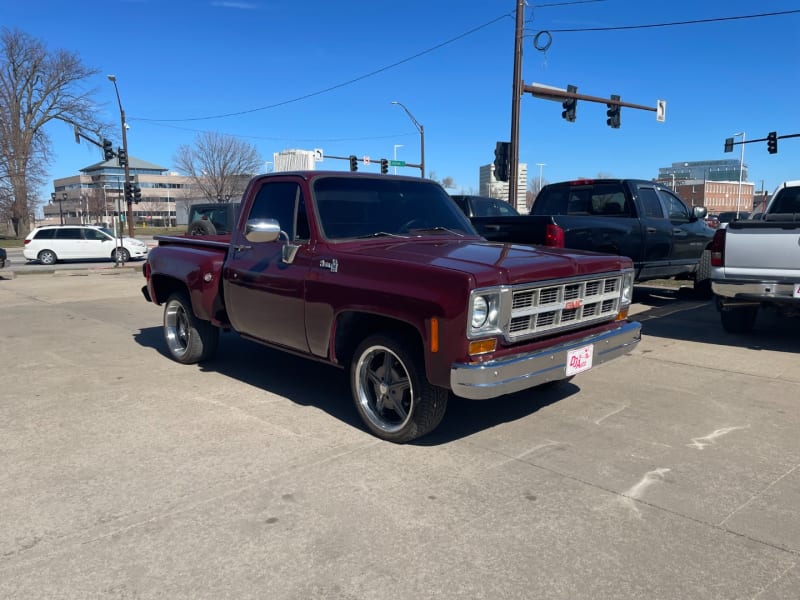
[658,159,747,184]
[45,156,199,228]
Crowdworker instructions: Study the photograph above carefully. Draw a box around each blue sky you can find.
[3,0,799,197]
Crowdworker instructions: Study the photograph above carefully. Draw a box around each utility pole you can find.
[108,75,135,237]
[508,0,525,206]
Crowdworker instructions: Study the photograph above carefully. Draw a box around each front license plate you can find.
[566,344,594,376]
[794,283,800,299]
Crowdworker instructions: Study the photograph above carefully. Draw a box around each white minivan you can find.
[23,225,148,265]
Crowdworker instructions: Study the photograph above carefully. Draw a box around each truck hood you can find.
[337,239,631,287]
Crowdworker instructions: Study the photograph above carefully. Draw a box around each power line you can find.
[548,8,800,33]
[131,6,799,125]
[132,13,512,124]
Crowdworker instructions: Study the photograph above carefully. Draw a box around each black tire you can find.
[163,292,219,364]
[351,333,448,443]
[188,219,217,236]
[111,247,130,263]
[720,305,758,334]
[37,249,57,265]
[693,250,713,299]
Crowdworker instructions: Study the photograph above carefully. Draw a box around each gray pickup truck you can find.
[711,180,800,332]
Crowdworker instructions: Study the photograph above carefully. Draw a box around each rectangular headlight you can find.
[620,270,634,308]
[467,288,504,339]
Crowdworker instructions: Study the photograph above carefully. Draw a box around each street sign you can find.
[313,148,324,162]
[389,160,406,167]
[363,156,370,165]
[528,82,568,102]
[656,100,666,122]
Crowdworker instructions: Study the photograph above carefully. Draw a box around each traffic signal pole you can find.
[109,75,135,238]
[508,0,525,208]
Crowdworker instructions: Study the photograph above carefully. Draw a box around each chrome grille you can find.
[506,274,622,341]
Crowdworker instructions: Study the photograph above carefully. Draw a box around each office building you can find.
[479,163,528,213]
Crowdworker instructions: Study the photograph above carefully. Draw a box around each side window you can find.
[637,188,666,219]
[34,229,56,240]
[84,229,107,241]
[473,198,492,217]
[658,189,690,220]
[495,200,518,216]
[56,228,83,240]
[531,189,569,215]
[248,181,307,241]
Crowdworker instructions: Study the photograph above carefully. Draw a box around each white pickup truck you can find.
[710,180,800,333]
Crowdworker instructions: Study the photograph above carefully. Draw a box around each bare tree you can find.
[0,28,106,236]
[173,132,262,202]
[427,172,456,190]
[85,188,108,224]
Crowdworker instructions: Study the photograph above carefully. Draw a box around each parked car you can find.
[705,214,720,229]
[717,211,750,228]
[450,195,521,218]
[711,180,800,333]
[0,247,6,269]
[469,179,715,296]
[23,225,148,265]
[187,202,241,235]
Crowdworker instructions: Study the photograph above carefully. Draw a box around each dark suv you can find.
[450,195,520,218]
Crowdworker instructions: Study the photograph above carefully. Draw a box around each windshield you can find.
[313,178,478,240]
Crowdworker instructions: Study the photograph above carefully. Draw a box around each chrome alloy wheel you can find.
[164,298,191,359]
[354,344,414,434]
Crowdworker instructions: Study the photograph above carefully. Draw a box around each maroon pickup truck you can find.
[142,172,641,442]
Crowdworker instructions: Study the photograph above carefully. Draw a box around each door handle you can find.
[646,227,657,234]
[234,244,252,252]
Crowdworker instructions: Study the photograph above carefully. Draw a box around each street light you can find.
[732,131,746,218]
[391,101,425,178]
[536,163,546,194]
[108,74,135,237]
[393,144,403,175]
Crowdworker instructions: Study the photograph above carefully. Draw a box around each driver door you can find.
[223,178,313,352]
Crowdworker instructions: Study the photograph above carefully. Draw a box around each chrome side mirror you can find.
[244,218,300,264]
[245,219,281,243]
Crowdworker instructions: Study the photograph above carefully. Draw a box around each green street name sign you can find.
[388,160,406,167]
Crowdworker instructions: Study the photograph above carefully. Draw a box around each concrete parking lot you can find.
[1,270,798,599]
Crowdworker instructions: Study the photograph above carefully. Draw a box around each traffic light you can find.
[493,141,510,182]
[380,158,389,174]
[349,155,358,171]
[606,94,621,129]
[133,186,142,203]
[117,147,127,167]
[767,131,778,154]
[102,139,114,161]
[124,182,133,203]
[561,84,577,122]
[724,137,734,153]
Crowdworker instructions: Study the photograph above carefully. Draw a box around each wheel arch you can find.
[149,274,190,306]
[334,311,423,369]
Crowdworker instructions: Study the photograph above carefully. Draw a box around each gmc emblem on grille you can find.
[565,299,583,310]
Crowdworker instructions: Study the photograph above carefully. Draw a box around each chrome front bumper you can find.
[450,320,641,400]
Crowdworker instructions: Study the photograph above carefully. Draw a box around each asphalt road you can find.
[1,271,798,599]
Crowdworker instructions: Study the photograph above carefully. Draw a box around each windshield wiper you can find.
[407,226,465,237]
[354,231,410,239]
